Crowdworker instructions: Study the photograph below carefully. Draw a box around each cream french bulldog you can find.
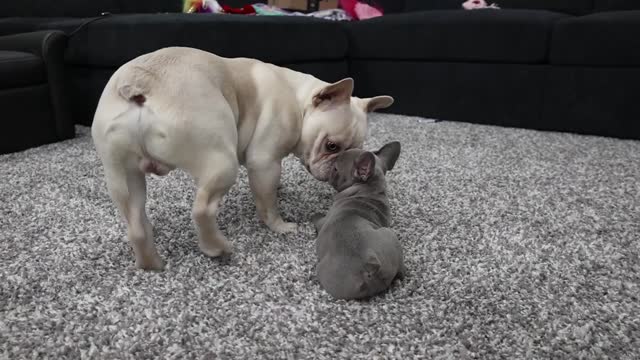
[91,47,393,270]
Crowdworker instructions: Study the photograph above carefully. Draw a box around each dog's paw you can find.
[269,220,298,234]
[199,238,233,258]
[136,256,165,271]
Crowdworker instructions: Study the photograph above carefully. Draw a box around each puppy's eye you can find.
[325,141,340,153]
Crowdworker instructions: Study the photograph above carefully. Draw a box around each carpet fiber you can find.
[1,114,639,359]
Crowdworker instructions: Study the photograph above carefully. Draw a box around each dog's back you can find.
[91,47,243,179]
[313,142,404,300]
[316,196,403,300]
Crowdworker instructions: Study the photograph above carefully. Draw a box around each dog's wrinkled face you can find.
[328,141,401,192]
[298,78,394,181]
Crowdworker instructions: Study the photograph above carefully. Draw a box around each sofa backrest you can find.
[119,0,182,14]
[374,0,407,13]
[403,0,595,15]
[0,0,114,17]
[0,0,182,17]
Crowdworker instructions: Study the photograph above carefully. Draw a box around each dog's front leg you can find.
[248,160,297,233]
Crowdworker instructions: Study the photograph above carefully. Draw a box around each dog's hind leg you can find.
[102,158,164,271]
[191,153,239,258]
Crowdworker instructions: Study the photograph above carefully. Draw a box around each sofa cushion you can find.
[0,18,49,36]
[541,67,640,140]
[0,51,45,89]
[0,0,118,17]
[0,17,101,46]
[374,0,406,13]
[62,13,348,67]
[350,60,547,129]
[404,0,594,15]
[119,0,182,14]
[594,0,640,11]
[0,85,57,154]
[550,11,640,66]
[347,10,567,63]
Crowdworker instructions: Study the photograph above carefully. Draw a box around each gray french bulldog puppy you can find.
[312,141,405,300]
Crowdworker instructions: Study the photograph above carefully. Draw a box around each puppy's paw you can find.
[136,256,165,271]
[269,219,298,234]
[199,238,233,258]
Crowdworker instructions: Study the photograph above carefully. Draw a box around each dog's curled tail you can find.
[116,65,157,107]
[119,84,147,106]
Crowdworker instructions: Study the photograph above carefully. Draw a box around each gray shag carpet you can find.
[1,114,639,359]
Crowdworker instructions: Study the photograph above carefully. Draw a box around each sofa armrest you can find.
[0,31,63,58]
[0,31,73,140]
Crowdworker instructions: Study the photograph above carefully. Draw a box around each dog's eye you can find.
[325,141,340,153]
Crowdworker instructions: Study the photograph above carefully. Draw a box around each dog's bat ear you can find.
[312,78,354,107]
[374,141,401,172]
[353,151,375,182]
[359,95,394,113]
[364,251,381,275]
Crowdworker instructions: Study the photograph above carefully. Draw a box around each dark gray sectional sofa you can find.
[1,0,639,154]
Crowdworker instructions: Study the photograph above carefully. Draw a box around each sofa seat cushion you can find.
[550,11,640,66]
[62,13,348,67]
[0,51,45,90]
[347,10,568,63]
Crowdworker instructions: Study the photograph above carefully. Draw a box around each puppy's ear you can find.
[358,96,394,113]
[363,251,381,276]
[374,141,401,172]
[353,152,375,182]
[312,78,354,107]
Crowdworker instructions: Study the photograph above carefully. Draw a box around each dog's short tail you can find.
[116,65,157,107]
[118,84,147,106]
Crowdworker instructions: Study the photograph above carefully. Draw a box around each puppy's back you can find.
[316,207,403,300]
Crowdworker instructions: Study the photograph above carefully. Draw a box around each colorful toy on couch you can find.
[462,0,500,10]
[221,3,256,14]
[339,0,384,20]
[183,0,223,13]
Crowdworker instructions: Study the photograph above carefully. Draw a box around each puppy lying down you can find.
[312,142,405,300]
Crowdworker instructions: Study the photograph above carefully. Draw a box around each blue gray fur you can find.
[312,141,405,300]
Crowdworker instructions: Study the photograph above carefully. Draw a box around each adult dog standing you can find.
[91,47,393,270]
